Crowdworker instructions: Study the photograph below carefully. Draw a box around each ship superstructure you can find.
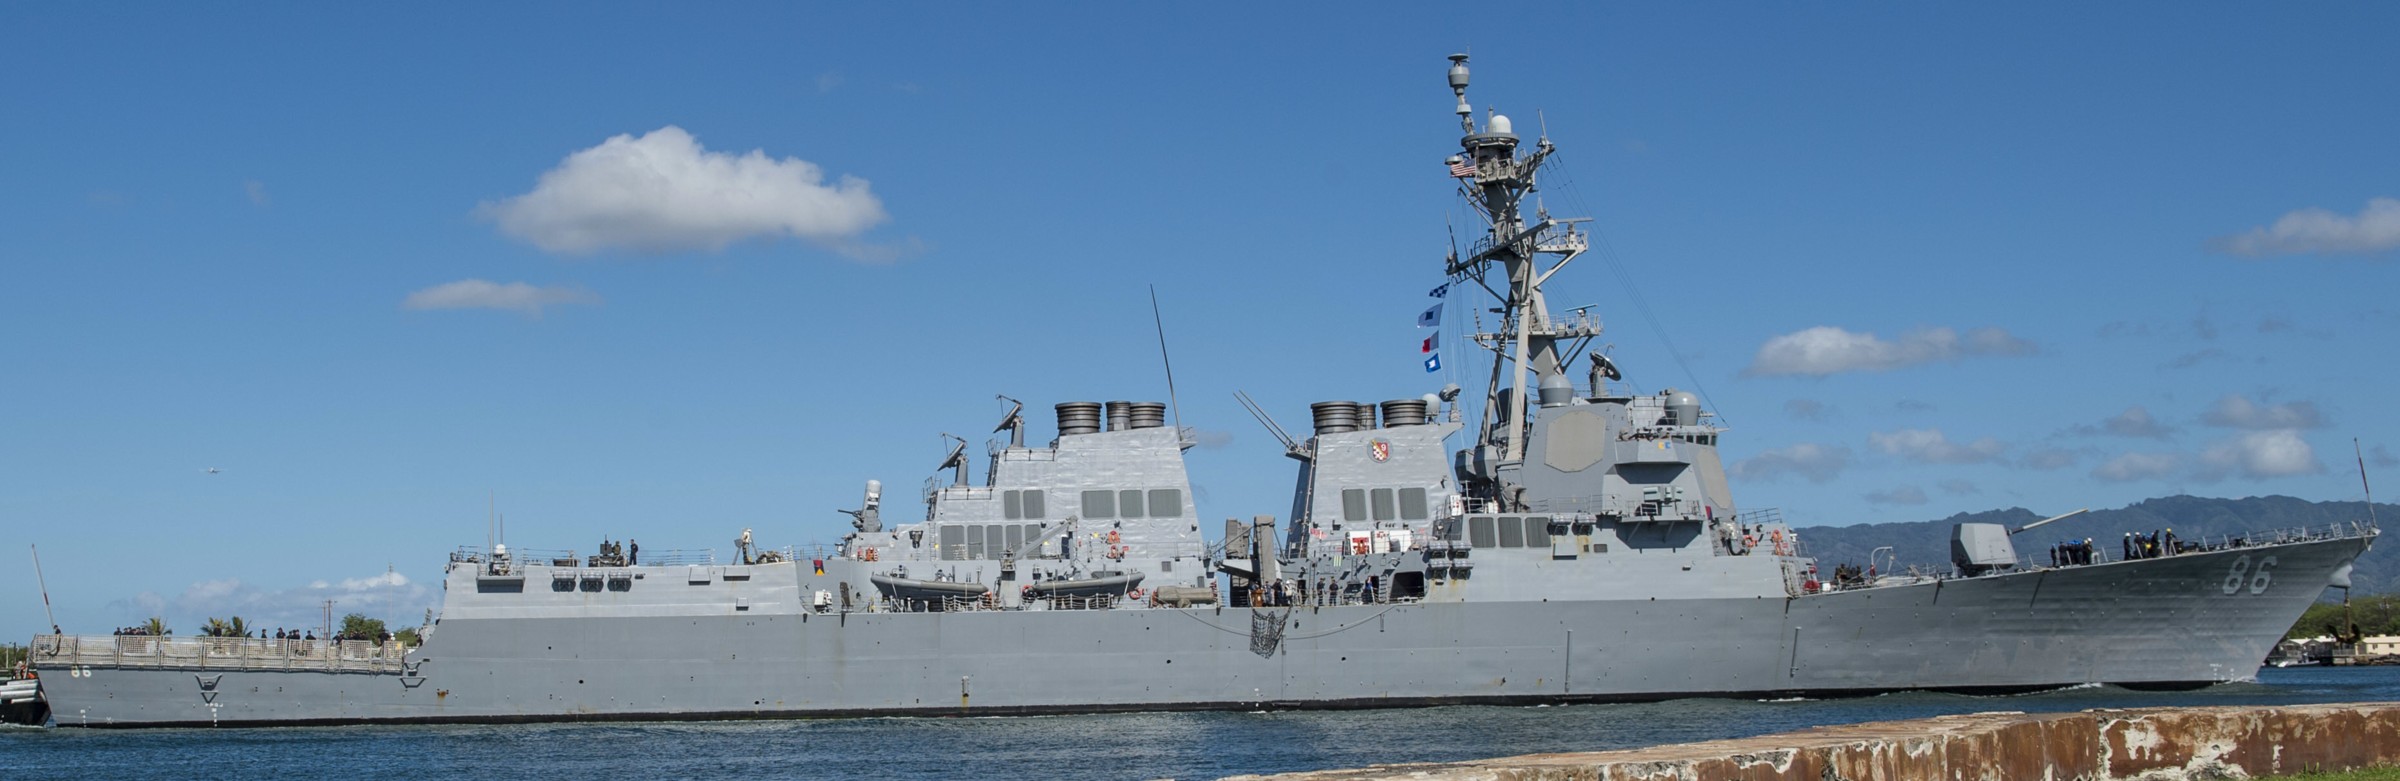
[22,56,2373,728]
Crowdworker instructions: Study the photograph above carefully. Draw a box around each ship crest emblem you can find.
[1369,439,1391,462]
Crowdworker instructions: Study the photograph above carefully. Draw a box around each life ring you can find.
[1106,529,1121,545]
[1108,545,1126,560]
[1128,587,1147,601]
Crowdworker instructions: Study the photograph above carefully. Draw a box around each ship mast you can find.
[1442,55,1600,468]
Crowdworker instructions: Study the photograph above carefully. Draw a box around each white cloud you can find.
[403,279,600,316]
[2018,447,2082,470]
[1783,398,1830,421]
[1745,326,2034,377]
[480,126,889,256]
[1729,443,1851,483]
[2197,430,2323,480]
[1937,478,1980,495]
[2093,452,2180,482]
[1865,485,1929,505]
[2212,197,2400,257]
[1868,428,2006,464]
[2073,405,2173,439]
[2201,394,2327,430]
[105,569,434,634]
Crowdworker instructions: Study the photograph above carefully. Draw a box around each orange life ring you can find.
[1106,529,1121,545]
[1128,587,1147,601]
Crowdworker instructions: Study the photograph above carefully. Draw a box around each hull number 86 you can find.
[2223,555,2276,596]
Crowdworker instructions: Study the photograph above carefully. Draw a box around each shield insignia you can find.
[1370,439,1391,462]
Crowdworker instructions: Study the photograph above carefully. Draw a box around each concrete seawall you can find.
[1227,702,2400,781]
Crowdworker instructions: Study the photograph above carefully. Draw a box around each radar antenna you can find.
[993,395,1025,449]
[936,433,970,487]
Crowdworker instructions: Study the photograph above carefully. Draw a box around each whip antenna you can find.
[2361,438,2379,528]
[32,544,59,635]
[1150,285,1184,438]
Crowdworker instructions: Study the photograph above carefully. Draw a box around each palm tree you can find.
[203,618,230,637]
[227,616,250,638]
[142,616,168,637]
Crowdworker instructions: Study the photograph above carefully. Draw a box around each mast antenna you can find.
[31,544,59,635]
[1150,285,1185,440]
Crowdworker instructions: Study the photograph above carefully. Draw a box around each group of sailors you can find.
[2125,529,2180,560]
[2048,538,2098,566]
[108,626,400,645]
[591,538,638,567]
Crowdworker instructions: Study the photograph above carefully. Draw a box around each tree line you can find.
[2288,595,2400,640]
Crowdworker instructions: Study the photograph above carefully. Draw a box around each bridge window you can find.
[984,525,1004,559]
[1526,516,1552,547]
[1005,524,1024,553]
[1119,489,1145,518]
[1398,487,1429,520]
[1371,488,1396,521]
[1342,489,1367,522]
[1148,489,1181,518]
[1023,490,1045,519]
[967,525,987,559]
[1468,516,1497,548]
[1004,491,1023,520]
[1082,490,1115,519]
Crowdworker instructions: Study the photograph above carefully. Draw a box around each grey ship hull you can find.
[31,535,2363,727]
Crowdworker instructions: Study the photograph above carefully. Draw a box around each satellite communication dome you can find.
[1489,114,1514,135]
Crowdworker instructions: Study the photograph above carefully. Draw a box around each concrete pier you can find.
[1227,702,2400,781]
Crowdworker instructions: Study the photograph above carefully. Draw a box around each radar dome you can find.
[1489,114,1514,135]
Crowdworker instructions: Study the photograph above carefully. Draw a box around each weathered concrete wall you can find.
[1225,702,2400,781]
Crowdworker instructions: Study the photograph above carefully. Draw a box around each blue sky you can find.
[4,3,2395,637]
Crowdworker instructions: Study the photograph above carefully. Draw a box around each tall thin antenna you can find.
[2359,438,2379,528]
[488,490,496,553]
[1150,285,1184,435]
[31,544,59,635]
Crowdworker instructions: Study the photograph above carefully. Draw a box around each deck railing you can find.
[27,635,411,674]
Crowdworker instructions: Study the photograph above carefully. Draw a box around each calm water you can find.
[7,667,2399,780]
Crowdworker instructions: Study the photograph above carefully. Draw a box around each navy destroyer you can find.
[22,56,2375,727]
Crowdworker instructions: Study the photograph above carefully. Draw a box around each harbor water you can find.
[6,666,2399,780]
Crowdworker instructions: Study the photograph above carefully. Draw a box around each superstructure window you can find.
[1498,516,1525,548]
[1371,489,1396,521]
[1003,491,1023,520]
[1082,490,1115,519]
[1005,524,1024,553]
[1468,516,1496,548]
[1147,489,1181,518]
[1526,516,1551,548]
[1398,487,1429,521]
[967,525,987,559]
[984,525,1004,559]
[940,525,966,561]
[1341,489,1367,522]
[1119,489,1145,519]
[1022,490,1045,519]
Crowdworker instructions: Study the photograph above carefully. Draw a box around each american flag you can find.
[1448,159,1477,178]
